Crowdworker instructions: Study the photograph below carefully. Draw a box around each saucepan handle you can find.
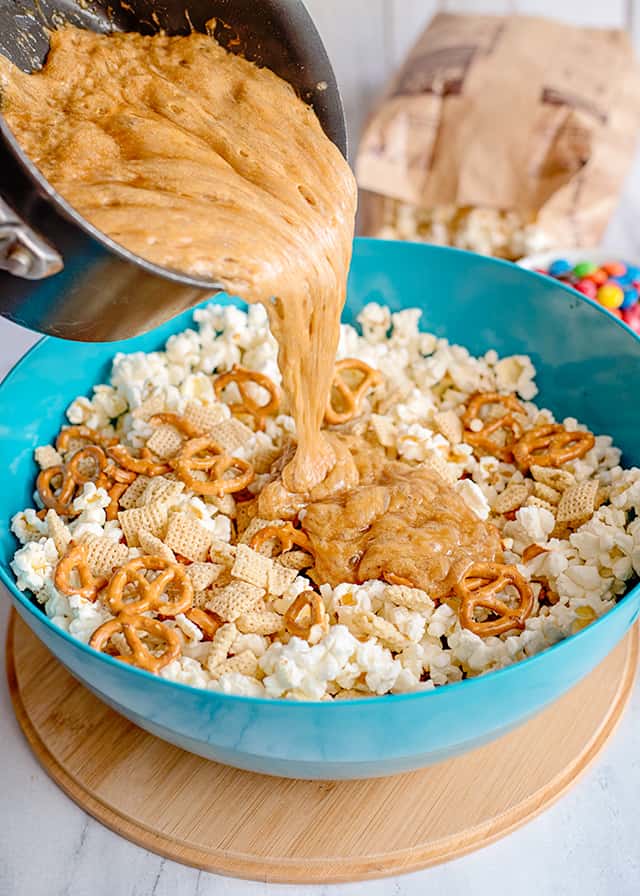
[0,194,63,279]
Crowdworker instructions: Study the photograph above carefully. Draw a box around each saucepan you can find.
[1,239,639,779]
[0,0,347,341]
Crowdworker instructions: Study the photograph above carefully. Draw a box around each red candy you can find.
[622,304,640,330]
[575,278,597,298]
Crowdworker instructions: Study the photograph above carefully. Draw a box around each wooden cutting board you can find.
[6,611,638,884]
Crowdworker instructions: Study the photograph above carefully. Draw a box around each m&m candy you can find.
[603,261,627,277]
[597,283,624,309]
[622,304,640,330]
[575,278,597,299]
[573,261,598,278]
[548,258,572,277]
[587,268,608,286]
[534,255,640,334]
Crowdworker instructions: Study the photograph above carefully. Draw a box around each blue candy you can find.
[621,288,638,310]
[611,273,633,286]
[626,264,640,281]
[548,258,572,277]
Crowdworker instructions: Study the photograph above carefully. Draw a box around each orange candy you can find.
[587,268,608,286]
[603,261,627,277]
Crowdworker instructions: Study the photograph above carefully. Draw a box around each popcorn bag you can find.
[356,13,640,258]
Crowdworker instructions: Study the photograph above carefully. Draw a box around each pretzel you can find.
[214,365,280,430]
[36,465,77,515]
[107,443,171,477]
[325,358,382,425]
[513,424,595,470]
[56,425,115,453]
[284,590,327,639]
[382,571,415,588]
[90,613,181,673]
[455,562,534,637]
[250,521,312,555]
[104,461,137,484]
[462,392,525,463]
[106,556,194,617]
[66,445,109,487]
[149,412,202,439]
[185,607,221,640]
[54,542,107,600]
[105,481,129,520]
[172,437,254,496]
[521,544,548,564]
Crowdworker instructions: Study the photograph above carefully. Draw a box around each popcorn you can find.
[357,302,391,343]
[493,355,538,400]
[210,672,266,697]
[161,656,210,688]
[11,508,48,544]
[11,538,59,592]
[71,482,111,524]
[455,479,491,520]
[67,594,111,643]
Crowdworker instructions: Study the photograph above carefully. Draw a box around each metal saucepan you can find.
[0,0,347,341]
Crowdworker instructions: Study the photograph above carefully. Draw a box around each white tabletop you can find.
[2,165,640,895]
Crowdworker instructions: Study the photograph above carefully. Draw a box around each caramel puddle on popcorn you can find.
[0,26,500,594]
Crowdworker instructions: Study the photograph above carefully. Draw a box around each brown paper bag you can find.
[356,13,640,258]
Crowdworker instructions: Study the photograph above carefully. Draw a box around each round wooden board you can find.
[6,611,639,884]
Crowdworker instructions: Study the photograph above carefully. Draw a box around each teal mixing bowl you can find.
[1,238,639,779]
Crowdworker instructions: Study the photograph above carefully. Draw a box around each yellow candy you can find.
[597,283,624,309]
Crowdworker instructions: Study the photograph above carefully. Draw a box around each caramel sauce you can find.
[300,442,503,597]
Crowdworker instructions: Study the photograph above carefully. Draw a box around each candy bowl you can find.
[517,248,640,332]
[1,239,640,780]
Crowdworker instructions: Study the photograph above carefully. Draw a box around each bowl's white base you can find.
[6,611,638,884]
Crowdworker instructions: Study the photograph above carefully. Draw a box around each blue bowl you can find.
[2,238,639,779]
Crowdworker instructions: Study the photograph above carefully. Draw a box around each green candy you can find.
[572,261,598,277]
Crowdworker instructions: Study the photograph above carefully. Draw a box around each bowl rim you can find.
[2,249,640,707]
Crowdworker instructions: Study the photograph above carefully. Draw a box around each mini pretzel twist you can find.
[454,562,534,637]
[172,437,254,496]
[37,465,77,515]
[185,607,222,640]
[66,445,109,487]
[250,521,312,555]
[214,365,280,430]
[90,613,181,673]
[56,425,116,454]
[382,571,415,588]
[54,542,107,601]
[149,413,202,439]
[462,392,525,463]
[106,556,194,617]
[324,358,383,425]
[105,481,129,521]
[107,443,171,477]
[104,461,137,484]
[284,590,327,639]
[513,424,595,470]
